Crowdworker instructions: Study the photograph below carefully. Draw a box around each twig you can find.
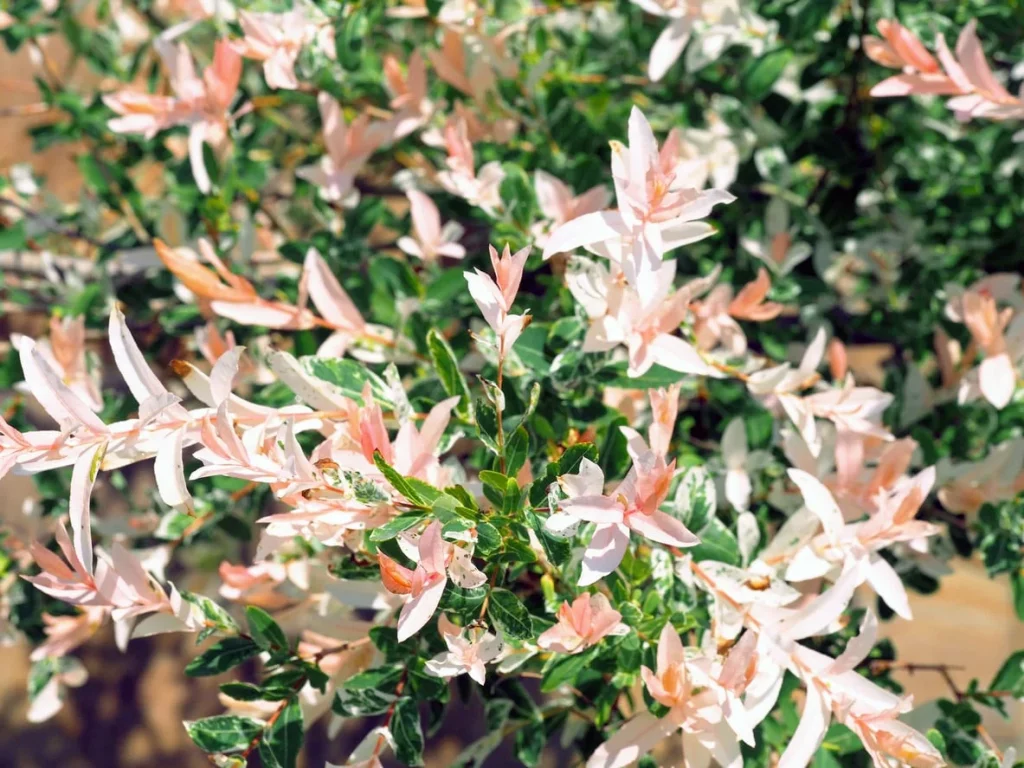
[0,198,107,249]
[238,676,306,760]
[870,660,1005,760]
[372,669,409,757]
[310,636,371,662]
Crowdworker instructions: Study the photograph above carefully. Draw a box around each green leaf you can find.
[77,154,110,195]
[373,450,427,505]
[688,517,740,565]
[475,522,502,556]
[487,588,533,639]
[1012,571,1024,621]
[501,477,522,516]
[509,324,550,374]
[155,510,195,540]
[475,402,501,454]
[822,723,863,755]
[428,328,472,420]
[0,220,26,250]
[335,665,404,716]
[990,650,1024,697]
[742,48,793,101]
[181,591,240,638]
[246,606,288,652]
[219,682,265,701]
[558,443,598,475]
[392,698,425,766]
[525,508,571,566]
[542,647,598,692]
[185,637,260,677]
[184,715,262,753]
[369,513,426,543]
[599,362,689,389]
[505,426,529,477]
[258,698,303,768]
[440,584,489,616]
[302,357,393,407]
[674,466,716,531]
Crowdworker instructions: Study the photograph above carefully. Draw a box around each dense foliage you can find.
[1,1,1023,766]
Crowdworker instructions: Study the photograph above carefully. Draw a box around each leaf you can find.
[181,591,240,637]
[599,362,689,389]
[245,606,288,652]
[516,724,545,768]
[423,268,467,311]
[391,698,425,766]
[369,513,426,543]
[524,509,570,566]
[427,328,472,420]
[509,324,550,374]
[258,698,303,768]
[505,427,529,477]
[475,402,501,454]
[439,584,488,616]
[185,637,260,677]
[373,450,428,506]
[184,715,262,753]
[742,48,793,101]
[501,477,522,515]
[990,650,1024,697]
[475,522,502,556]
[220,682,265,701]
[822,723,862,755]
[0,220,26,250]
[155,510,195,540]
[334,664,404,716]
[505,382,542,434]
[558,443,598,475]
[301,357,393,407]
[487,588,533,639]
[542,648,598,692]
[674,466,716,531]
[1012,571,1024,621]
[688,517,740,565]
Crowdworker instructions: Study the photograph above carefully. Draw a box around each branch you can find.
[0,197,107,250]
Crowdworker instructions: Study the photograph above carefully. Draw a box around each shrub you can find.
[1,1,1023,766]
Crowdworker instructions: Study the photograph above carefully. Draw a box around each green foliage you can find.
[185,637,261,678]
[185,715,262,754]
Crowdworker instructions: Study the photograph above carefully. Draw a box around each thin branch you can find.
[869,660,1005,760]
[0,197,107,249]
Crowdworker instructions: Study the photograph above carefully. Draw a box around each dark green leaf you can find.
[373,450,427,505]
[542,648,598,692]
[990,650,1024,697]
[219,682,265,701]
[428,328,472,420]
[246,606,288,652]
[258,698,303,768]
[392,698,425,766]
[185,637,260,677]
[487,588,533,639]
[743,49,793,101]
[184,715,262,754]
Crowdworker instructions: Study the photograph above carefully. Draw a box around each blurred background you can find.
[2,9,1023,768]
